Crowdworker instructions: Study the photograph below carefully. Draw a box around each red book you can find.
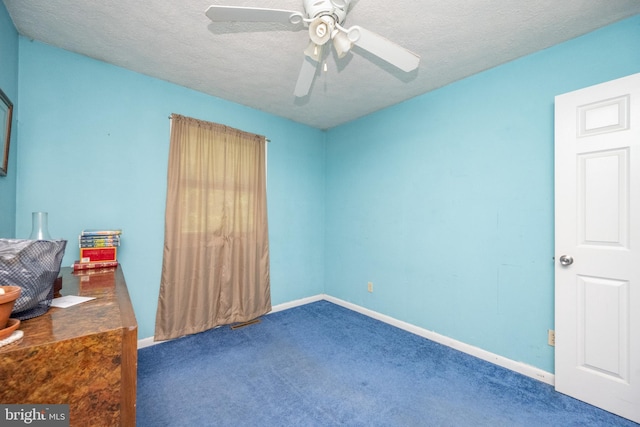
[73,260,119,271]
[80,247,117,263]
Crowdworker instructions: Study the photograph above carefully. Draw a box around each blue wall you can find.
[325,15,640,373]
[0,3,18,237]
[14,39,325,339]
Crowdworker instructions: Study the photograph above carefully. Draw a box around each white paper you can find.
[50,295,96,308]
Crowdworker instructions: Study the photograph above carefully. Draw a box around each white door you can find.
[555,73,640,423]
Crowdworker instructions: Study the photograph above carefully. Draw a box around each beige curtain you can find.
[154,114,271,341]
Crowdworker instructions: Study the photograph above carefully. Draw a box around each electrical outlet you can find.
[548,329,555,347]
[367,282,373,293]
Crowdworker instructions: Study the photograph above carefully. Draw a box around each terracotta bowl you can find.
[0,286,22,330]
[0,318,20,340]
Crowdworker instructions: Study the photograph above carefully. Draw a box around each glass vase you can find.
[29,212,53,240]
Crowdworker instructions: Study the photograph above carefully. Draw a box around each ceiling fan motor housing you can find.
[304,0,350,23]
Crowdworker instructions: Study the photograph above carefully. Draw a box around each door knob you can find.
[559,255,574,266]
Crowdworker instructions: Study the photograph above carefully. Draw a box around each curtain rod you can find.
[168,115,270,142]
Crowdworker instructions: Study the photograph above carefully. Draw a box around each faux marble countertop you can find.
[1,265,136,352]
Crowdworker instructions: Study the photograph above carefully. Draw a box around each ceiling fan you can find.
[205,0,420,97]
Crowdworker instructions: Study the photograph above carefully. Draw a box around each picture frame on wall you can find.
[0,88,14,176]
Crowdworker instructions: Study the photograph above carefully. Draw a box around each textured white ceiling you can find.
[4,0,640,129]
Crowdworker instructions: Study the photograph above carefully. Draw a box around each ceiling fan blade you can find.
[205,5,304,25]
[347,26,420,72]
[294,55,320,97]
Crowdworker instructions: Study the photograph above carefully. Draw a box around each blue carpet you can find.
[137,300,638,426]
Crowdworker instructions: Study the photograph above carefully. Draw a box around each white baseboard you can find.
[136,293,555,387]
[137,336,162,349]
[268,294,324,314]
[323,295,555,386]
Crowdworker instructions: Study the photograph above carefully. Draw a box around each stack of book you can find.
[73,229,122,271]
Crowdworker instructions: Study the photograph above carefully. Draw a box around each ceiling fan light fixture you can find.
[309,15,334,45]
[332,30,352,58]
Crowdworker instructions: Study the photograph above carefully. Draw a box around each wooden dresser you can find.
[0,266,137,426]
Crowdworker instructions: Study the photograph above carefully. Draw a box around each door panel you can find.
[577,275,629,381]
[555,73,639,423]
[578,148,628,247]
